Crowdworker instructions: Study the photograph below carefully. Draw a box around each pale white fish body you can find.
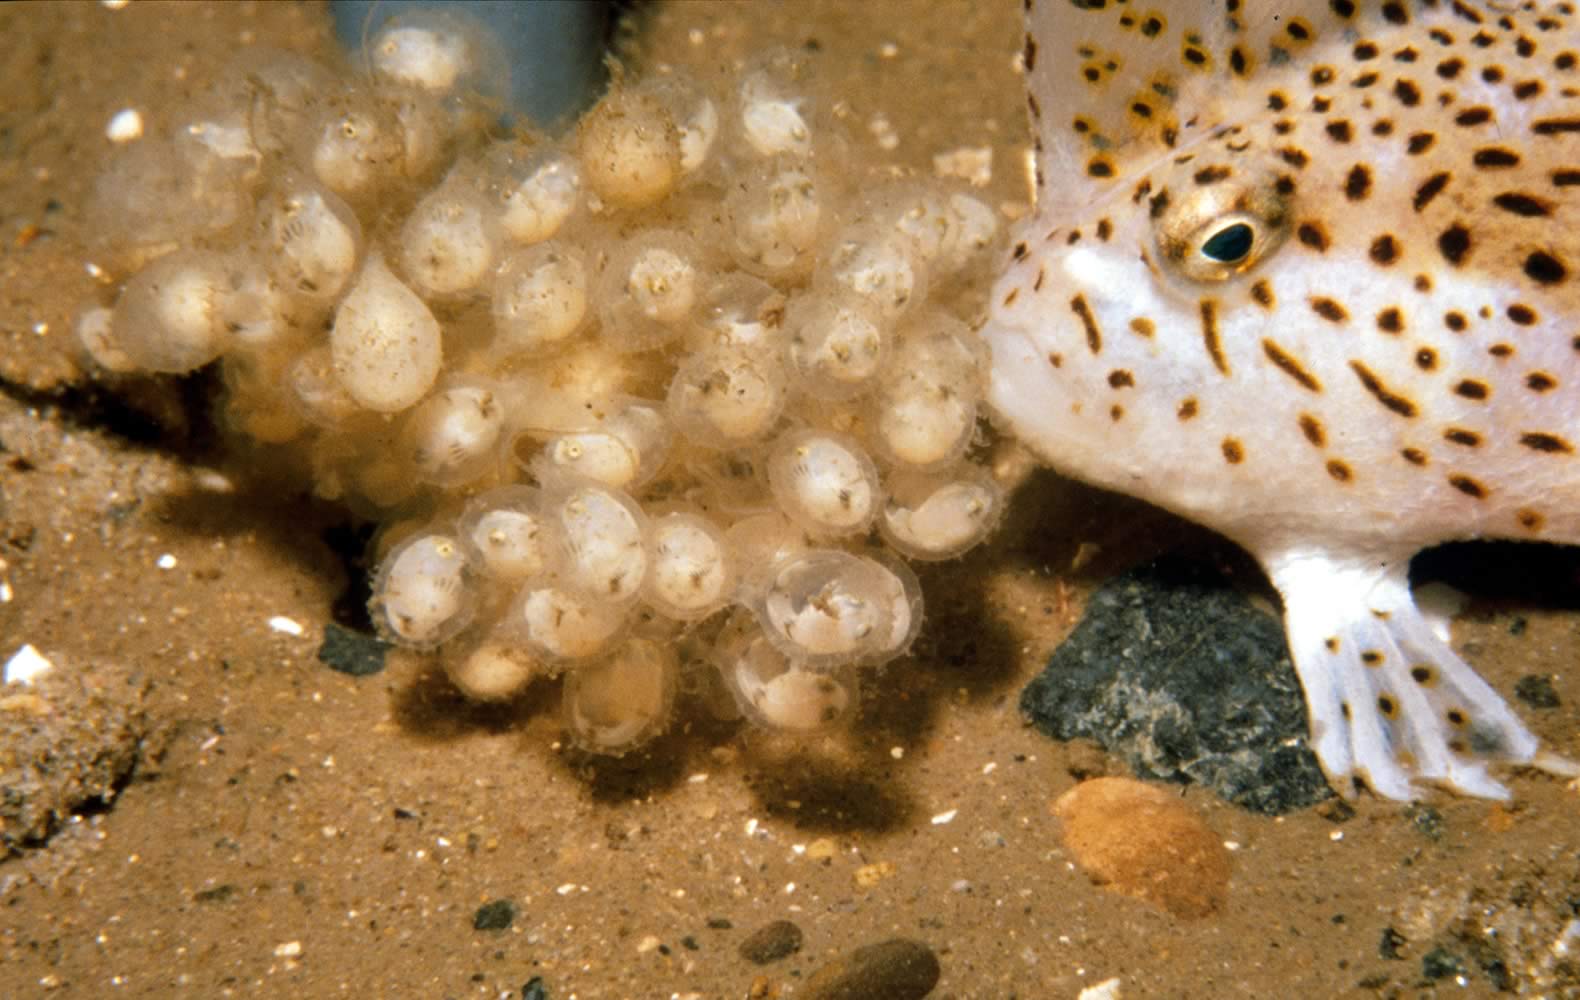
[983,0,1580,799]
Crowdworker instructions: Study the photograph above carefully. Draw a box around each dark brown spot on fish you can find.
[1221,438,1245,463]
[1411,665,1435,684]
[1281,146,1310,168]
[1107,369,1134,389]
[1407,132,1436,154]
[1378,694,1399,718]
[1493,192,1553,216]
[1438,223,1472,265]
[1373,119,1395,136]
[1033,268,1045,292]
[1149,188,1171,218]
[1129,317,1155,337]
[1552,169,1580,186]
[1087,156,1115,178]
[1377,307,1405,333]
[1350,360,1419,417]
[1362,649,1384,666]
[1352,71,1379,88]
[1526,371,1557,391]
[1311,296,1348,322]
[1369,234,1400,264]
[1516,35,1538,57]
[1416,347,1438,370]
[1517,508,1545,531]
[1002,288,1019,307]
[1177,397,1199,420]
[1533,117,1580,134]
[1455,106,1494,126]
[1262,339,1324,391]
[1013,241,1028,260]
[1298,412,1326,446]
[1251,280,1275,309]
[1454,378,1490,400]
[1326,119,1354,142]
[1520,431,1573,453]
[1443,427,1482,446]
[1514,79,1543,99]
[1438,56,1466,77]
[1298,221,1331,251]
[1194,164,1231,185]
[1448,474,1488,498]
[1312,66,1336,86]
[1345,164,1372,200]
[1070,294,1102,354]
[1507,303,1538,325]
[1200,300,1229,375]
[1394,78,1423,105]
[1413,171,1451,211]
[1327,459,1355,482]
[1473,147,1521,167]
[1401,446,1429,465]
[1096,218,1113,241]
[1354,41,1380,61]
[1445,310,1468,331]
[1230,46,1251,76]
[1382,1,1408,24]
[1047,352,1063,368]
[1524,250,1568,284]
[1268,91,1289,111]
[1490,343,1515,358]
[1276,174,1297,196]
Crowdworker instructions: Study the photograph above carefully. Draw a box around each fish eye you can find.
[1200,222,1254,263]
[1152,172,1291,284]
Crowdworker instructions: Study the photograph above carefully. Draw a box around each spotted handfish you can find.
[984,0,1580,799]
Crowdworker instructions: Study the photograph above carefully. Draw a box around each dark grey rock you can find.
[1422,946,1466,980]
[1407,804,1445,841]
[472,898,516,932]
[738,919,803,964]
[1514,674,1560,709]
[1021,555,1332,814]
[521,975,548,1000]
[317,623,388,677]
[1379,926,1407,960]
[802,938,940,1000]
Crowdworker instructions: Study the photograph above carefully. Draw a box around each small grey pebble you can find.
[802,938,940,1000]
[521,976,548,1000]
[1379,927,1406,961]
[317,623,388,677]
[1422,946,1466,980]
[1407,804,1445,842]
[473,899,516,932]
[1514,674,1561,709]
[738,919,803,965]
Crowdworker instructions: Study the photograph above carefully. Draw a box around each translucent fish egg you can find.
[492,147,582,245]
[547,482,649,605]
[597,233,700,351]
[491,242,589,357]
[785,294,887,400]
[459,487,548,584]
[403,380,505,486]
[537,402,670,490]
[727,159,823,277]
[398,169,498,298]
[563,638,678,754]
[767,429,880,537]
[506,585,628,664]
[310,98,404,203]
[258,176,362,306]
[645,511,734,619]
[880,471,1004,561]
[667,348,787,448]
[716,612,856,732]
[576,86,680,210]
[371,532,476,647]
[330,252,443,412]
[756,549,896,667]
[442,634,539,702]
[110,249,232,373]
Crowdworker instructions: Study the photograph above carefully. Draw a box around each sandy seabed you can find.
[1,2,1577,997]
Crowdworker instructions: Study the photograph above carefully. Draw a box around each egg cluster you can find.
[77,14,1008,754]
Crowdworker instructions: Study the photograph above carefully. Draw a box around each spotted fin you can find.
[1267,551,1552,800]
[1023,0,1384,216]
